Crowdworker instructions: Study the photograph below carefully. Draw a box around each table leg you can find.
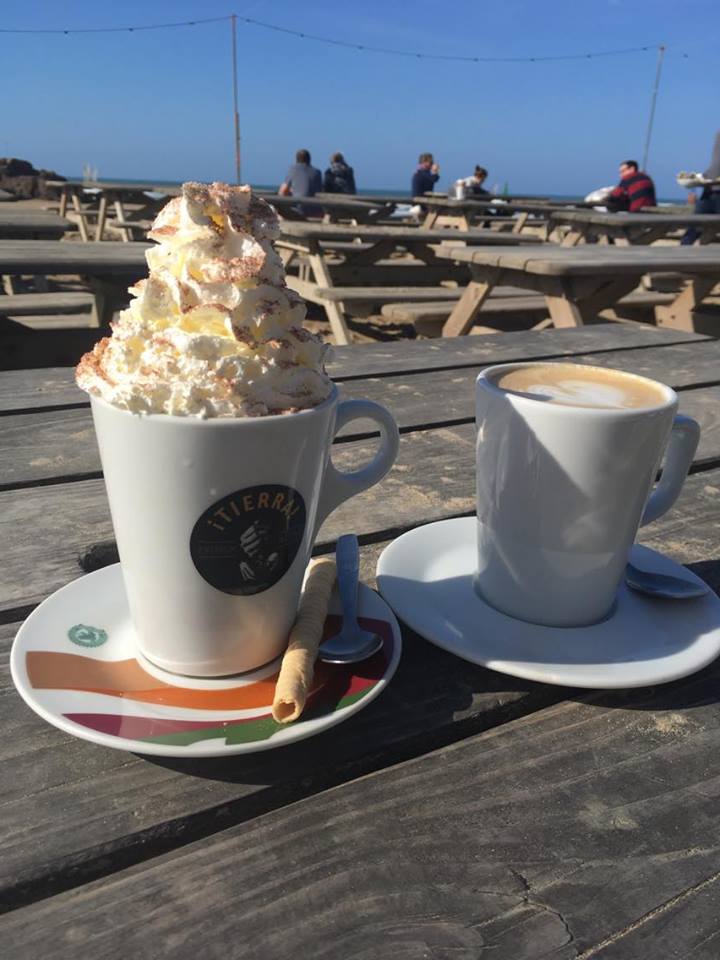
[422,210,439,229]
[561,228,584,247]
[442,271,500,337]
[655,276,718,331]
[306,248,351,345]
[113,196,132,242]
[512,212,529,234]
[71,189,89,242]
[94,194,108,242]
[544,276,640,328]
[58,186,68,218]
[544,295,585,327]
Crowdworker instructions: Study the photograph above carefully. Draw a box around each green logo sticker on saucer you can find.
[68,623,108,648]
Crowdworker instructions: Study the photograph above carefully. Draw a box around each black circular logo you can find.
[190,484,307,596]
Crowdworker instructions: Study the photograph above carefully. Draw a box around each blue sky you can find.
[3,0,717,197]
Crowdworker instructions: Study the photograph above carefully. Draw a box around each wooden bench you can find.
[109,219,152,240]
[382,289,678,336]
[0,292,95,316]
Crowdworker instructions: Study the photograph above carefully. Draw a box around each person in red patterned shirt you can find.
[607,160,657,212]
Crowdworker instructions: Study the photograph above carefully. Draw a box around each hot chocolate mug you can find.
[91,386,399,675]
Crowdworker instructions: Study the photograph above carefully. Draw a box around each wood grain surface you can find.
[2,326,720,956]
[440,244,720,275]
[3,341,720,489]
[4,660,720,959]
[0,324,707,412]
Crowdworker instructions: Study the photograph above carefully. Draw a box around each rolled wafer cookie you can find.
[272,557,337,723]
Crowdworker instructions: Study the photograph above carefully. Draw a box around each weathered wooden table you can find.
[46,181,179,242]
[278,222,542,343]
[417,196,590,233]
[2,324,720,958]
[0,241,150,365]
[268,193,400,224]
[549,210,720,246]
[436,244,720,335]
[0,211,72,240]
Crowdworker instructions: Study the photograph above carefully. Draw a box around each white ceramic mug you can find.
[91,386,399,675]
[474,362,700,627]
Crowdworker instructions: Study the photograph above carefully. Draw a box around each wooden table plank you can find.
[0,356,720,490]
[0,325,708,413]
[442,244,720,276]
[0,568,564,909]
[279,223,541,244]
[5,644,720,958]
[2,467,720,922]
[4,353,720,490]
[0,240,150,275]
[2,402,720,619]
[0,212,72,239]
[550,210,720,229]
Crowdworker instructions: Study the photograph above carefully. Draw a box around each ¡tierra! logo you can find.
[190,484,307,596]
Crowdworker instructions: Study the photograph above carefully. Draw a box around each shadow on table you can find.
[144,559,720,783]
[142,626,561,785]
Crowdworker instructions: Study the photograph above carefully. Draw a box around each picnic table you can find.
[0,211,72,240]
[435,243,720,335]
[417,195,591,232]
[278,222,542,343]
[269,193,400,224]
[549,209,720,246]
[0,240,149,363]
[46,180,179,242]
[3,323,720,957]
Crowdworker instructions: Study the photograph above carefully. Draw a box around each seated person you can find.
[461,165,490,196]
[323,153,356,194]
[412,153,440,196]
[278,148,323,217]
[607,160,656,212]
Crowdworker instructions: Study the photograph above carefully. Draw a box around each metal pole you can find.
[642,44,665,171]
[231,14,241,183]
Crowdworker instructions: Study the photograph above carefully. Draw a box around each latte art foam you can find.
[492,363,667,410]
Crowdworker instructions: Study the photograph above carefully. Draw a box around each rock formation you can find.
[0,158,65,199]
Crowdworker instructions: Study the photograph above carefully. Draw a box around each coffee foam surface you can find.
[493,364,666,410]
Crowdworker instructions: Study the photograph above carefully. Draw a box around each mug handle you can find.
[640,414,700,526]
[315,399,400,533]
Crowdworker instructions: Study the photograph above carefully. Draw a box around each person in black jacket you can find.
[411,153,440,196]
[323,153,356,194]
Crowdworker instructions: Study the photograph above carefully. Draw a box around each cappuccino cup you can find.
[92,386,399,676]
[475,361,700,627]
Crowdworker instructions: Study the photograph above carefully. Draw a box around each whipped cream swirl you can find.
[76,182,332,417]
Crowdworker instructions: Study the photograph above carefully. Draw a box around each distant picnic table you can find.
[416,195,592,232]
[3,324,720,957]
[278,221,543,343]
[268,193,401,224]
[435,243,720,335]
[549,209,720,246]
[46,180,178,242]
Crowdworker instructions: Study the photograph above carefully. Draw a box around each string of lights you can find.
[0,11,669,63]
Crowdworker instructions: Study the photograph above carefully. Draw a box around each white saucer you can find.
[377,517,720,689]
[11,564,401,758]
